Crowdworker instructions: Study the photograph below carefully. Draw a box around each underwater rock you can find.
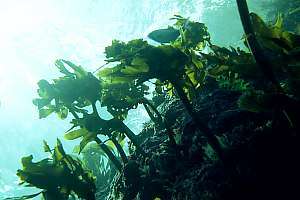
[114,83,299,200]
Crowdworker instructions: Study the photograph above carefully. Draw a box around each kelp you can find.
[5,139,96,200]
[101,82,150,120]
[33,59,152,171]
[33,60,124,170]
[236,0,300,125]
[171,15,210,50]
[217,71,251,92]
[262,0,300,33]
[10,1,300,199]
[99,17,225,159]
[33,59,101,119]
[80,142,118,198]
[100,81,176,145]
[65,112,129,164]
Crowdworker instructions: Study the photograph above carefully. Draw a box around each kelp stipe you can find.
[8,1,300,199]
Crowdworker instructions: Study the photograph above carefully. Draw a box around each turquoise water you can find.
[0,0,265,198]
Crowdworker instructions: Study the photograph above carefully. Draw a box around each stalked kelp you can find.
[5,139,96,200]
[236,0,300,130]
[33,60,123,171]
[106,1,300,198]
[80,142,118,199]
[100,26,224,159]
[100,80,176,145]
[9,0,300,199]
[32,59,149,171]
[263,0,300,34]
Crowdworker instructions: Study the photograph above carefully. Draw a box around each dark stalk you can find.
[142,99,162,124]
[109,118,147,156]
[92,103,128,164]
[69,107,80,119]
[172,81,224,160]
[185,73,198,95]
[70,105,123,171]
[143,102,158,123]
[236,0,297,129]
[236,0,282,92]
[94,137,122,171]
[142,98,176,145]
[93,102,146,156]
[107,132,128,164]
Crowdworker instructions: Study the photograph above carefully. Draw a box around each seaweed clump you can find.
[5,140,96,200]
[7,1,300,200]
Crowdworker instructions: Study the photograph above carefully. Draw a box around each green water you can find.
[0,0,269,198]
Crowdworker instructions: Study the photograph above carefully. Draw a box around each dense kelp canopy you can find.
[1,0,299,200]
[0,0,204,198]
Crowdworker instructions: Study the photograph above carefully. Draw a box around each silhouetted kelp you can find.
[5,139,95,200]
[7,0,300,199]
